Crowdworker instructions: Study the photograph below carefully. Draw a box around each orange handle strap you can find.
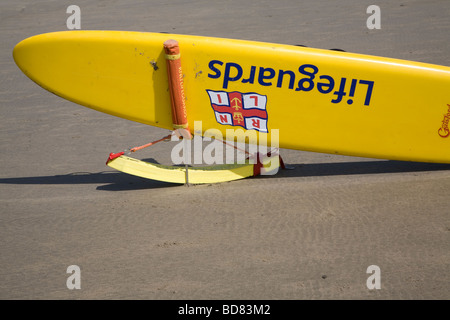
[164,39,191,139]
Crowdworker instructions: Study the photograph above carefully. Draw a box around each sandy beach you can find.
[1,0,449,300]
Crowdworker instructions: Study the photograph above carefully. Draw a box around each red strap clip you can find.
[106,152,125,165]
[252,152,286,176]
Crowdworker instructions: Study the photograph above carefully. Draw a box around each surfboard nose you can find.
[13,33,67,93]
[13,35,42,80]
[13,37,30,72]
[13,32,64,82]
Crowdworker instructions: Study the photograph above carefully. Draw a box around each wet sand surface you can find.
[1,0,449,299]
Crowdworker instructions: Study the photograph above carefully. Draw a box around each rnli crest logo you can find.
[206,90,268,133]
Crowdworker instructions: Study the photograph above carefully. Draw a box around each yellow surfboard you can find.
[13,30,450,164]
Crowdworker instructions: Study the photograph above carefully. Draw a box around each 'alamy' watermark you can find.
[366,265,381,289]
[170,121,280,175]
[66,5,81,29]
[66,265,81,289]
[366,5,381,30]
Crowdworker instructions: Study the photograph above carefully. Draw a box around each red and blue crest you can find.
[206,90,268,133]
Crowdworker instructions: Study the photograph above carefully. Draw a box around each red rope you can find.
[106,134,172,165]
[129,134,172,153]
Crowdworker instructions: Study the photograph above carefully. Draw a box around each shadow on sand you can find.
[0,171,175,191]
[1,160,450,191]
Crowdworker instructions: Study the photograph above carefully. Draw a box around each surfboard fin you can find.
[106,151,285,185]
